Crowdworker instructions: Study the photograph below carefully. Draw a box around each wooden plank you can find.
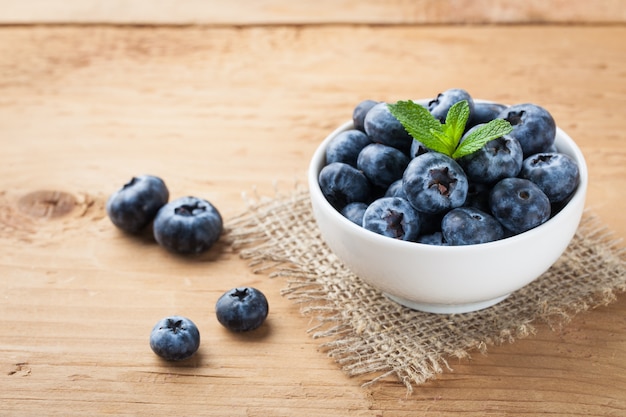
[0,25,624,416]
[0,0,625,25]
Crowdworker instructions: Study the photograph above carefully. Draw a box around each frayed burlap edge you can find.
[225,187,626,392]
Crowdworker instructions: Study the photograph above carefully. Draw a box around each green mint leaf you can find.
[430,128,457,157]
[452,118,514,159]
[387,101,450,155]
[442,100,470,148]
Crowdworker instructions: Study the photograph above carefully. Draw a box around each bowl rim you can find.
[308,100,588,252]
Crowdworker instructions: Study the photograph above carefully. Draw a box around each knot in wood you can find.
[18,190,76,218]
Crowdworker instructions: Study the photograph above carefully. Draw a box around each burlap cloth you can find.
[226,187,625,392]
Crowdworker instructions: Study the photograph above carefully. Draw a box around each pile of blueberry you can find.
[106,176,269,361]
[106,175,223,254]
[319,89,580,246]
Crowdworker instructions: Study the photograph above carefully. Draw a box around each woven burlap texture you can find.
[226,188,626,392]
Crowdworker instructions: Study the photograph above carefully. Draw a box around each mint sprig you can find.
[387,100,513,159]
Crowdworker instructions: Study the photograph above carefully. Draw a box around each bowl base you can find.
[384,293,511,314]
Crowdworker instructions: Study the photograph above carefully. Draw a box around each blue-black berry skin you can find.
[417,210,445,235]
[357,143,410,189]
[402,152,469,214]
[384,179,406,199]
[153,196,223,254]
[352,99,379,132]
[409,138,430,159]
[489,177,551,234]
[441,207,504,246]
[459,132,523,184]
[467,101,507,129]
[362,197,421,241]
[318,162,372,210]
[106,175,169,233]
[340,202,368,225]
[216,287,269,332]
[428,88,475,123]
[325,129,372,167]
[416,232,448,246]
[150,316,200,361]
[464,182,492,213]
[498,103,556,157]
[364,102,413,154]
[519,152,580,203]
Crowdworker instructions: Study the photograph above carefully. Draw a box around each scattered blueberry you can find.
[357,143,410,189]
[362,197,421,241]
[519,152,580,203]
[458,130,523,184]
[153,196,223,254]
[352,99,379,132]
[215,287,269,332]
[498,103,556,157]
[364,102,413,154]
[150,316,200,361]
[318,162,372,210]
[340,202,369,225]
[441,207,504,245]
[428,88,475,123]
[325,129,372,167]
[402,152,469,214]
[489,177,551,234]
[106,175,169,234]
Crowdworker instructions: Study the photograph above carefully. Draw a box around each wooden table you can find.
[1,2,625,416]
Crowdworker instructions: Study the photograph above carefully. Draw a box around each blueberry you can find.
[519,152,580,203]
[352,99,379,132]
[489,177,551,234]
[416,232,448,246]
[441,207,504,245]
[357,143,410,189]
[362,197,421,241]
[467,101,507,128]
[340,202,368,225]
[106,175,169,233]
[150,316,200,361]
[325,129,372,167]
[416,210,445,235]
[498,103,556,157]
[384,179,406,199]
[318,162,372,210]
[215,287,269,332]
[153,196,223,254]
[428,88,475,123]
[409,138,430,159]
[364,102,413,153]
[402,152,469,214]
[458,130,523,184]
[464,182,492,213]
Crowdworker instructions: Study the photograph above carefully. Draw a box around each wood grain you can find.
[0,25,625,416]
[0,0,625,25]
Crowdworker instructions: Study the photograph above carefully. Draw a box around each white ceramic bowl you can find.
[308,101,588,314]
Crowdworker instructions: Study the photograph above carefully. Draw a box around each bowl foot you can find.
[384,293,511,314]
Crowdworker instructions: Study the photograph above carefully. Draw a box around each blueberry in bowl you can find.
[308,93,588,314]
